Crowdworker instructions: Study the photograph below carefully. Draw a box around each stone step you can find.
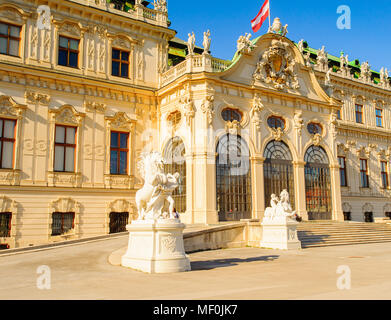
[295,222,391,247]
[302,239,391,248]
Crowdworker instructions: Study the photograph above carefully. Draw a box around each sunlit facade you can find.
[0,0,390,249]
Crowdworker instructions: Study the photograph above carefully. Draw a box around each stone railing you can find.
[160,54,231,87]
[313,63,391,92]
[79,0,168,27]
[212,57,232,73]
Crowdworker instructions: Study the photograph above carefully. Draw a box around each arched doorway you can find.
[163,137,186,213]
[216,134,252,221]
[263,140,295,208]
[304,145,332,220]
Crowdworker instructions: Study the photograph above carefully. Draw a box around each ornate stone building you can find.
[0,0,390,248]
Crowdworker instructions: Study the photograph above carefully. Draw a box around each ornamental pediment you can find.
[219,33,335,105]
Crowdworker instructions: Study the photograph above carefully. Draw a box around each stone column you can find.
[250,156,265,220]
[182,152,195,224]
[293,161,308,221]
[330,164,345,221]
[192,151,218,224]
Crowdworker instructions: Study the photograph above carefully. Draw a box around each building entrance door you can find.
[305,146,332,220]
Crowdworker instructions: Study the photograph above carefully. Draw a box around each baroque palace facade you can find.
[0,0,390,248]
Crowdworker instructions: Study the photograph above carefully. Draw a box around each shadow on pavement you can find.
[190,255,279,270]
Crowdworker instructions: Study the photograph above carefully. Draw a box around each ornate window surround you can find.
[53,20,85,74]
[104,199,136,234]
[107,33,137,84]
[104,112,136,189]
[0,4,28,64]
[48,197,80,240]
[0,95,26,186]
[48,105,85,188]
[0,195,17,248]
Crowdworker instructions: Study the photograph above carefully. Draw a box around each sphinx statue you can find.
[264,190,297,221]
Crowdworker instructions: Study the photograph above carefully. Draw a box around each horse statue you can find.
[135,151,181,221]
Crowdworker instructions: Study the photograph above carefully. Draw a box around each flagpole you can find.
[268,0,271,28]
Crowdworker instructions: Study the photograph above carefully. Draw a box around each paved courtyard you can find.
[0,235,391,300]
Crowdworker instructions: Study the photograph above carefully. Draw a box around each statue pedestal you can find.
[121,219,191,274]
[260,217,301,250]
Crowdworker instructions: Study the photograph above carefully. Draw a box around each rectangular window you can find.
[338,156,347,187]
[0,118,16,169]
[355,104,363,124]
[0,212,11,237]
[58,36,79,68]
[112,48,129,78]
[337,110,341,120]
[51,212,75,236]
[376,108,383,127]
[54,125,76,172]
[0,22,21,57]
[110,131,129,175]
[360,159,369,188]
[109,212,129,234]
[381,161,389,189]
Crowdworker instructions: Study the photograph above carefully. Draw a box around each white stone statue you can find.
[261,190,302,250]
[360,61,371,82]
[237,33,254,54]
[203,30,211,54]
[122,152,190,274]
[316,46,329,71]
[264,190,297,221]
[153,0,167,13]
[298,39,304,53]
[269,17,282,33]
[325,68,332,85]
[187,32,195,55]
[135,151,180,221]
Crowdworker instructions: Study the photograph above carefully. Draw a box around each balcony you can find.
[160,54,231,87]
[72,0,169,28]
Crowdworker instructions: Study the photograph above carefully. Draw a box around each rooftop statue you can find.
[187,32,195,55]
[264,190,297,221]
[380,67,389,86]
[360,61,371,82]
[268,17,288,37]
[237,33,254,54]
[136,152,180,221]
[297,39,304,53]
[153,0,167,13]
[203,30,211,54]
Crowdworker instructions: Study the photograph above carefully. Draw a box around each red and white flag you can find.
[251,0,270,33]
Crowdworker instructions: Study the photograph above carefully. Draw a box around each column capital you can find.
[250,156,266,164]
[292,161,306,167]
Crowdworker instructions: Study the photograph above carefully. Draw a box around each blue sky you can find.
[168,0,391,72]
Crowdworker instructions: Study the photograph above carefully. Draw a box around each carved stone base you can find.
[260,217,301,250]
[121,219,191,274]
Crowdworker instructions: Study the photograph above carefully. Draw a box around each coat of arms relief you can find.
[253,39,300,91]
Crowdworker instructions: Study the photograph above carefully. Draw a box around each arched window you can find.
[222,108,242,122]
[263,140,295,208]
[164,137,186,213]
[267,116,285,130]
[304,146,332,220]
[216,134,252,221]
